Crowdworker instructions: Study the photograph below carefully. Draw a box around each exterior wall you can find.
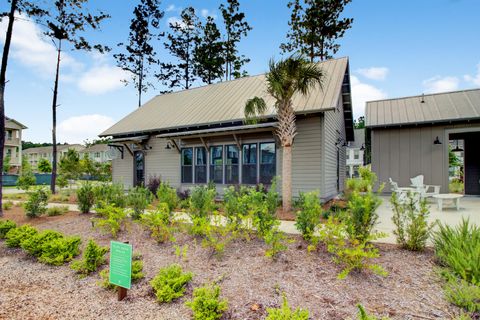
[112,149,134,187]
[4,120,23,171]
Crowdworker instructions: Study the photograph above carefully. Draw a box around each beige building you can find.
[366,88,480,195]
[23,144,84,170]
[100,57,355,201]
[4,117,27,173]
[80,143,112,163]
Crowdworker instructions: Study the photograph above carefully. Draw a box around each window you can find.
[353,165,360,177]
[259,142,276,184]
[6,130,12,140]
[354,149,360,160]
[181,148,193,183]
[6,148,12,157]
[225,145,239,184]
[95,152,100,158]
[346,150,350,160]
[242,143,257,184]
[195,147,207,183]
[209,146,223,184]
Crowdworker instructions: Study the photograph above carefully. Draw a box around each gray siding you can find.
[145,137,181,187]
[112,150,133,187]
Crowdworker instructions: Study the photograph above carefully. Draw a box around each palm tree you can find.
[244,55,324,212]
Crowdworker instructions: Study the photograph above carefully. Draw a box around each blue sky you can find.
[1,0,479,143]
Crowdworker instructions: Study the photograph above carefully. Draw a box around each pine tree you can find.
[114,0,164,108]
[219,0,251,80]
[194,16,225,84]
[280,0,353,62]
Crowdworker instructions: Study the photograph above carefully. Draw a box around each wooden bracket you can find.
[122,143,134,157]
[169,139,181,153]
[200,137,209,150]
[232,134,241,149]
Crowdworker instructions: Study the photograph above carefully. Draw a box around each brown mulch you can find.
[0,209,461,320]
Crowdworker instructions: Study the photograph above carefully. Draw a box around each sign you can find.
[109,241,132,289]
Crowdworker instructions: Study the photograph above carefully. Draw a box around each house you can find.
[366,88,480,195]
[346,128,365,178]
[100,57,354,201]
[4,117,27,174]
[23,144,84,170]
[80,144,112,163]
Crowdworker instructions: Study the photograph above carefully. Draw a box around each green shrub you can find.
[185,284,228,320]
[20,230,63,256]
[223,186,250,229]
[24,188,49,218]
[93,183,126,209]
[99,256,144,290]
[433,219,480,284]
[77,182,95,213]
[188,186,216,236]
[38,235,81,265]
[0,220,16,238]
[444,278,480,312]
[46,205,69,216]
[251,183,279,238]
[449,180,464,194]
[150,264,193,303]
[264,226,287,260]
[56,175,68,189]
[94,205,127,238]
[391,192,434,251]
[5,224,38,248]
[127,186,153,219]
[16,170,36,190]
[131,259,145,281]
[357,304,390,320]
[157,182,178,213]
[265,293,309,320]
[71,239,109,276]
[345,187,382,243]
[295,191,322,241]
[140,203,176,243]
[201,218,237,257]
[2,200,13,211]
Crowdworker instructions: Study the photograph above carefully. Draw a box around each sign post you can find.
[109,241,132,301]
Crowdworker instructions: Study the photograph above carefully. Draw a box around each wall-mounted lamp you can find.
[142,144,152,151]
[360,143,366,151]
[165,141,172,150]
[433,136,442,145]
[335,138,348,147]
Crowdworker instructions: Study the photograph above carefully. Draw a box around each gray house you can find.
[366,88,480,195]
[100,57,354,201]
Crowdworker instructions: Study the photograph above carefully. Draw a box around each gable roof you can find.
[23,144,83,154]
[366,88,480,128]
[101,57,351,137]
[5,116,27,129]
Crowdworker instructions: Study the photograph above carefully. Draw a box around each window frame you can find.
[242,143,258,185]
[209,145,224,184]
[181,147,193,184]
[224,144,239,185]
[259,141,276,185]
[194,147,207,184]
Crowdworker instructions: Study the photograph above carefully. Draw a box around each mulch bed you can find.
[0,208,460,320]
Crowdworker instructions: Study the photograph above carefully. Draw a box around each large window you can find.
[181,148,193,183]
[242,143,257,184]
[210,146,223,184]
[195,147,207,183]
[354,149,360,160]
[225,145,239,184]
[259,142,276,184]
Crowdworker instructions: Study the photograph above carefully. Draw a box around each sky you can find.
[1,0,480,143]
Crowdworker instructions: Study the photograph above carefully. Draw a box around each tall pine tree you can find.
[194,16,224,84]
[280,0,353,62]
[114,0,164,108]
[157,7,200,92]
[219,0,251,80]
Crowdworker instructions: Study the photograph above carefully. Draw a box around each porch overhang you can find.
[155,122,278,139]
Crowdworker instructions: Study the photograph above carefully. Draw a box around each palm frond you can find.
[244,96,267,124]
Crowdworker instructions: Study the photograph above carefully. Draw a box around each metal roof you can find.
[366,88,480,128]
[157,122,277,139]
[100,57,350,137]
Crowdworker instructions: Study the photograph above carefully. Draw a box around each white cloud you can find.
[350,75,387,119]
[166,4,178,12]
[356,67,389,81]
[78,65,128,95]
[422,76,459,93]
[58,114,115,143]
[167,16,186,29]
[200,9,217,19]
[464,63,480,86]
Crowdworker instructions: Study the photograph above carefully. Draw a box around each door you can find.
[464,134,480,195]
[134,151,145,187]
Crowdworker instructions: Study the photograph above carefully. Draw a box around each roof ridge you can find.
[366,87,480,104]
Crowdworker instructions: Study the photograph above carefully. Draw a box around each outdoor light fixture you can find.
[360,143,366,151]
[452,140,463,152]
[433,136,442,145]
[165,142,172,150]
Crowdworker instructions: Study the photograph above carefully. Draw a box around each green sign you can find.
[109,241,132,289]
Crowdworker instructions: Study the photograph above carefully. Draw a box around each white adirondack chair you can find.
[410,175,440,198]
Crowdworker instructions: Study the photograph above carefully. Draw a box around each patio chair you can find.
[410,175,440,198]
[389,178,399,192]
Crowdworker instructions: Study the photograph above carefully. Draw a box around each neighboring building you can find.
[100,57,355,201]
[366,88,480,195]
[4,117,27,174]
[346,128,365,178]
[80,144,112,163]
[23,144,84,170]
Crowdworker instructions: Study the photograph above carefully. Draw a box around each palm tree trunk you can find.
[282,145,293,212]
[0,0,18,217]
[50,40,62,194]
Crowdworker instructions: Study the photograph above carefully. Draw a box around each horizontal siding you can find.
[145,137,181,188]
[112,151,133,188]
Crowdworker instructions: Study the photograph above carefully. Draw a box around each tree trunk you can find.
[50,40,62,194]
[0,0,18,217]
[282,145,292,212]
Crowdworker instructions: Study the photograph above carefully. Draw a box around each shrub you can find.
[38,235,81,265]
[433,219,480,285]
[391,192,435,251]
[201,218,237,257]
[127,186,153,219]
[146,175,161,195]
[185,284,228,320]
[295,191,322,241]
[21,230,63,256]
[71,239,109,276]
[5,224,38,248]
[357,304,390,320]
[157,182,178,213]
[141,203,176,243]
[188,186,216,236]
[77,182,95,213]
[223,186,250,229]
[46,205,69,216]
[16,170,36,190]
[99,256,144,290]
[251,183,279,238]
[449,180,464,194]
[2,201,13,211]
[93,183,126,209]
[56,175,68,189]
[24,188,49,218]
[264,226,287,260]
[150,264,193,303]
[177,188,190,201]
[0,220,16,238]
[265,293,309,320]
[444,278,480,313]
[94,205,127,238]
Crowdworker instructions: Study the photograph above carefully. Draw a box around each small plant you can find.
[2,200,13,211]
[77,182,95,213]
[150,264,193,303]
[20,229,63,257]
[93,183,126,209]
[357,304,390,320]
[24,188,49,218]
[141,203,176,243]
[146,175,161,195]
[295,191,322,241]
[99,255,144,290]
[0,220,16,238]
[185,284,228,320]
[46,205,69,216]
[252,182,279,238]
[94,205,127,238]
[188,186,216,236]
[56,175,68,189]
[174,244,189,261]
[5,224,38,248]
[127,186,153,219]
[157,182,179,213]
[264,226,288,260]
[16,170,36,190]
[71,239,109,276]
[201,218,237,258]
[391,191,435,251]
[265,293,309,320]
[444,278,480,313]
[37,235,81,265]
